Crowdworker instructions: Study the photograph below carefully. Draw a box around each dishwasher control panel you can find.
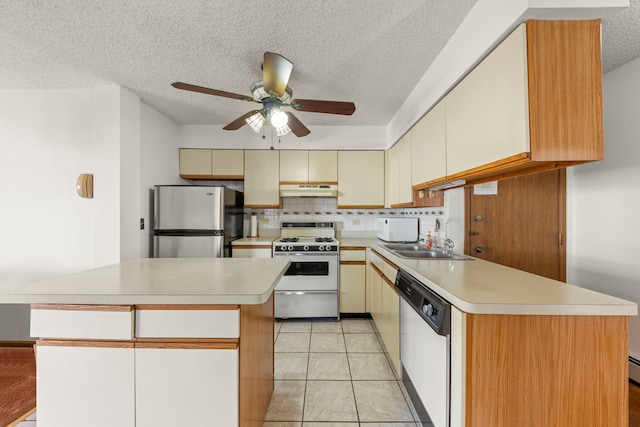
[395,269,450,336]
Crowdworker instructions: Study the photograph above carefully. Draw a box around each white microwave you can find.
[377,217,419,242]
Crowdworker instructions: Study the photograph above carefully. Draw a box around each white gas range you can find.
[272,222,340,319]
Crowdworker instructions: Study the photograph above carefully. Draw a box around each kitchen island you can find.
[0,258,290,427]
[341,237,637,427]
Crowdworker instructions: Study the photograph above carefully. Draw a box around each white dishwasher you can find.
[395,269,450,427]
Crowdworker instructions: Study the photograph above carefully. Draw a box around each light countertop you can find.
[0,258,290,305]
[232,237,278,245]
[344,238,637,316]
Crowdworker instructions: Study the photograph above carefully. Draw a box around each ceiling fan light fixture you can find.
[270,110,288,127]
[275,124,291,137]
[245,111,266,132]
[250,81,293,103]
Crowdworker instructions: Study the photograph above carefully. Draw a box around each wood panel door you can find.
[464,169,566,281]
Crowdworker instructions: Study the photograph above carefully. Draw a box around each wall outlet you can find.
[260,218,270,224]
[352,219,360,225]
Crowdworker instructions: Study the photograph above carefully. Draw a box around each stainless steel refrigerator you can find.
[152,185,244,258]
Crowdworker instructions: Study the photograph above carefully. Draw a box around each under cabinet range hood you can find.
[279,184,338,198]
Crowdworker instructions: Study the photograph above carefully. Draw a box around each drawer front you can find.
[31,305,134,340]
[382,262,398,284]
[135,307,240,339]
[340,249,366,262]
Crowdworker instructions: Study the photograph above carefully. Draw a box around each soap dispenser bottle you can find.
[426,231,433,249]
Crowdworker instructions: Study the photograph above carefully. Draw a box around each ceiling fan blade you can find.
[222,110,260,131]
[263,52,293,98]
[285,112,311,137]
[172,82,257,103]
[291,99,356,115]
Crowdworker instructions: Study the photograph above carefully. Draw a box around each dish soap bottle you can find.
[426,231,433,249]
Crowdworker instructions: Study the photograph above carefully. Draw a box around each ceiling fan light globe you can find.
[271,110,288,127]
[245,111,266,132]
[276,124,291,137]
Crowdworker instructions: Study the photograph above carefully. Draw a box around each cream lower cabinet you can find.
[337,151,385,208]
[232,245,273,258]
[340,247,367,313]
[244,150,280,208]
[37,343,135,427]
[135,345,238,427]
[367,249,400,374]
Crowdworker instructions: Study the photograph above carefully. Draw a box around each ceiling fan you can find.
[171,52,356,137]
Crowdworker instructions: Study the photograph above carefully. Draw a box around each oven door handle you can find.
[273,253,339,257]
[275,290,338,295]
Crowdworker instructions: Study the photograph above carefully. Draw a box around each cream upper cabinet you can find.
[280,150,337,183]
[387,133,412,207]
[211,150,244,178]
[445,24,529,177]
[279,150,309,183]
[179,149,212,178]
[179,149,244,179]
[411,101,446,187]
[337,151,385,208]
[308,150,337,183]
[244,150,280,208]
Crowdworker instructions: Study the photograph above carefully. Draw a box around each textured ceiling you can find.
[0,0,639,127]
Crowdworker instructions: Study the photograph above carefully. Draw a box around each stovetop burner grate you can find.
[279,237,299,242]
[315,237,334,242]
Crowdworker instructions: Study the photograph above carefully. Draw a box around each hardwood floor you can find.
[0,345,36,427]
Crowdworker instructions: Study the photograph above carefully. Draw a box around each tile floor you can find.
[266,317,421,426]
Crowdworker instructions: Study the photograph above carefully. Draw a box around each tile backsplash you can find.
[193,181,450,241]
[246,197,447,240]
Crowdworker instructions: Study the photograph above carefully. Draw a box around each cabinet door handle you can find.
[474,246,486,253]
[473,215,484,222]
[469,231,479,236]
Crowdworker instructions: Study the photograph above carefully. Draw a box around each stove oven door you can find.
[273,252,339,319]
[273,253,338,291]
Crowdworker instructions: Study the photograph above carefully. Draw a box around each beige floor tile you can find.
[263,423,301,427]
[275,321,282,334]
[311,320,343,333]
[341,318,374,333]
[302,423,358,426]
[360,424,418,426]
[348,353,395,380]
[309,332,346,352]
[265,380,306,421]
[303,381,358,422]
[344,333,382,352]
[352,381,414,422]
[280,321,312,332]
[276,333,311,352]
[275,353,309,380]
[307,352,351,380]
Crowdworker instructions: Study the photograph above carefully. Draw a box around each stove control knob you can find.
[326,246,332,251]
[287,245,294,251]
[303,245,309,251]
[280,245,287,251]
[319,245,325,251]
[422,303,434,317]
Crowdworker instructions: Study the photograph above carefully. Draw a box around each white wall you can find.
[0,86,177,340]
[567,57,640,368]
[179,124,386,150]
[0,88,121,339]
[140,103,182,258]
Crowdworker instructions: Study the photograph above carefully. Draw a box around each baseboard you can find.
[0,340,36,348]
[630,356,640,383]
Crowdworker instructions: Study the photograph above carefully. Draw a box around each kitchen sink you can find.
[382,244,472,260]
